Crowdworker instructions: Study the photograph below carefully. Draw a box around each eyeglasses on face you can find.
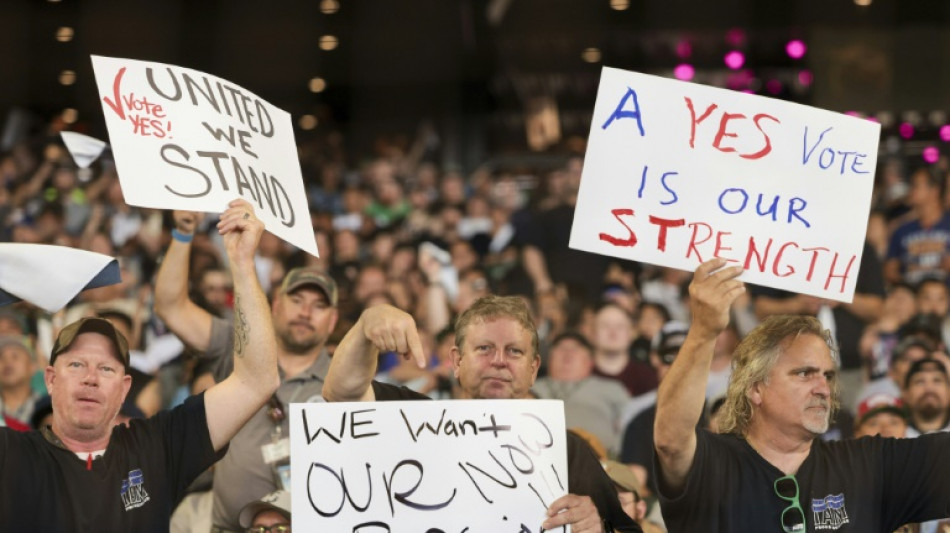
[245,525,290,533]
[774,474,806,532]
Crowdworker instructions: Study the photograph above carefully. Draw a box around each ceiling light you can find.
[610,0,630,10]
[309,77,327,93]
[59,70,76,86]
[320,0,340,14]
[299,115,318,130]
[581,47,601,63]
[319,35,338,51]
[61,108,77,124]
[56,27,73,42]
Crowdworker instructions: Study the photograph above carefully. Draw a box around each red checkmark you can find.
[102,67,127,120]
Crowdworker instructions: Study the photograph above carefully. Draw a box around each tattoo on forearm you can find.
[234,295,249,357]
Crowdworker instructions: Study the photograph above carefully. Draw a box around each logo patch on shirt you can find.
[121,469,151,511]
[812,493,849,530]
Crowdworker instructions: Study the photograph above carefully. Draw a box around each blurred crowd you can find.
[1,114,949,532]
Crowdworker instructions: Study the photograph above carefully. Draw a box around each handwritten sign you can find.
[290,400,569,532]
[90,55,317,256]
[570,67,880,302]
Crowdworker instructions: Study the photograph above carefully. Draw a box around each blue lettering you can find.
[755,195,779,222]
[836,150,856,174]
[818,147,834,169]
[718,188,748,214]
[787,197,811,228]
[660,171,679,205]
[637,166,648,198]
[850,153,870,174]
[801,126,833,164]
[601,87,646,135]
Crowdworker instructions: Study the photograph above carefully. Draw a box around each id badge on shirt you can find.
[261,436,290,465]
[262,430,292,490]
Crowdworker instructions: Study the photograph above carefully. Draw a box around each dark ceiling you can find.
[1,0,949,166]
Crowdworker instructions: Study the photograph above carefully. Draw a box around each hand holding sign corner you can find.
[570,66,879,303]
[90,55,318,257]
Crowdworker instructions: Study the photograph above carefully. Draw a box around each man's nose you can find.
[490,349,507,366]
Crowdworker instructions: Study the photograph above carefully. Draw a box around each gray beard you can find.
[804,412,830,435]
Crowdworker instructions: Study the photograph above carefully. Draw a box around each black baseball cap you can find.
[49,317,130,372]
[654,321,689,365]
[904,358,949,389]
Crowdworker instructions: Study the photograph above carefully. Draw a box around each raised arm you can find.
[203,200,279,451]
[324,304,426,402]
[654,258,744,493]
[153,211,214,351]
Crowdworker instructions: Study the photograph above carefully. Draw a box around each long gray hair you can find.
[717,315,839,436]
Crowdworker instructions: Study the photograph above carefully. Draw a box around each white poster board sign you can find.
[290,400,569,532]
[90,55,317,256]
[570,67,881,302]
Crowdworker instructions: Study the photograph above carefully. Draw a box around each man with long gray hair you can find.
[654,258,950,533]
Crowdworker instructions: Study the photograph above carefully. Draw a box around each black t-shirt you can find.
[656,429,950,532]
[371,381,642,532]
[0,392,225,533]
[516,204,611,304]
[621,403,706,496]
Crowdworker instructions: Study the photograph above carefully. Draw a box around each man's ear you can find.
[44,366,56,392]
[120,373,133,402]
[748,381,764,406]
[451,346,462,378]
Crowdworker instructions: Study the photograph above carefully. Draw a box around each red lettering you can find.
[102,67,127,120]
[824,254,857,292]
[686,222,713,261]
[599,209,637,247]
[714,231,738,262]
[742,113,780,160]
[712,113,746,153]
[743,236,773,272]
[773,242,800,277]
[128,115,169,138]
[685,98,718,149]
[802,247,830,282]
[648,216,685,252]
[129,115,148,135]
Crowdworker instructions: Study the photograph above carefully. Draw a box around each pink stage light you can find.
[940,125,950,142]
[674,64,695,81]
[899,122,914,139]
[923,146,940,164]
[765,79,783,95]
[676,40,692,59]
[725,28,746,47]
[786,40,807,59]
[798,70,814,87]
[724,51,745,70]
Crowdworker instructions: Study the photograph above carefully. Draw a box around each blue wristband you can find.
[171,229,194,243]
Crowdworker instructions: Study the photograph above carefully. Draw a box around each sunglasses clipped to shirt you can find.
[774,474,806,532]
[245,526,289,533]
